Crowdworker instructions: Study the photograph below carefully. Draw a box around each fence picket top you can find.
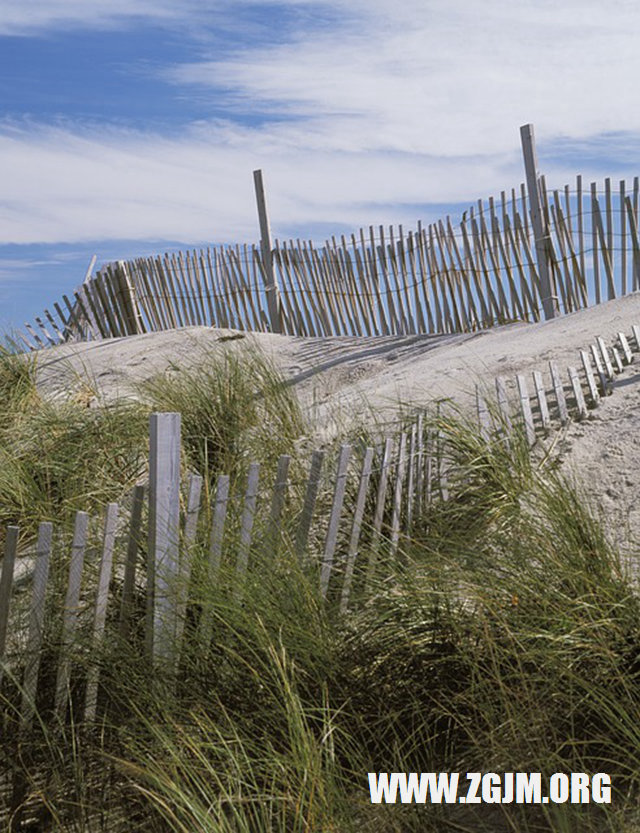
[549,361,569,425]
[235,462,261,587]
[120,483,145,637]
[84,502,119,723]
[320,444,352,599]
[516,373,536,446]
[54,509,90,716]
[580,350,600,406]
[596,336,615,381]
[589,344,609,395]
[390,433,408,555]
[0,526,19,684]
[21,521,53,727]
[612,347,623,374]
[340,446,375,614]
[295,449,325,562]
[532,370,551,432]
[617,332,633,365]
[568,366,588,419]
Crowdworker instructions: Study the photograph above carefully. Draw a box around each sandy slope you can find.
[34,291,640,563]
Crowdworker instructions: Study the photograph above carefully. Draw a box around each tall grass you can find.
[1,350,639,832]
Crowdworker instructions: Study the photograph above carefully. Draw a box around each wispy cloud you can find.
[1,0,640,251]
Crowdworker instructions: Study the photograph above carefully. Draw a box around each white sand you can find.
[34,291,640,558]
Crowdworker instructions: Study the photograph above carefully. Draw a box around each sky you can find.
[2,0,640,333]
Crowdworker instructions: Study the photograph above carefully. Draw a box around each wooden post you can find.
[320,445,351,599]
[253,170,282,334]
[147,413,181,667]
[119,484,145,638]
[21,522,53,729]
[54,511,89,718]
[520,124,558,319]
[0,526,18,689]
[84,503,119,723]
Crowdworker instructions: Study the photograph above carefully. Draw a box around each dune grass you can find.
[1,348,640,832]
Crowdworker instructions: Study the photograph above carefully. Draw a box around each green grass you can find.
[1,348,639,832]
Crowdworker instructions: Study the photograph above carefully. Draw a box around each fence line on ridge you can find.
[12,168,640,351]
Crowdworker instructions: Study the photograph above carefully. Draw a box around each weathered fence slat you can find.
[84,503,119,723]
[198,474,230,648]
[320,445,351,598]
[516,374,536,446]
[390,433,408,556]
[235,462,260,591]
[295,450,325,561]
[267,455,291,553]
[580,350,600,406]
[54,510,90,718]
[119,484,145,638]
[147,413,181,665]
[0,526,18,688]
[339,447,374,614]
[368,437,394,580]
[549,362,569,425]
[532,370,551,432]
[21,522,53,729]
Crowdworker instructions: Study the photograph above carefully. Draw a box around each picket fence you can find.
[1,319,638,826]
[12,126,640,351]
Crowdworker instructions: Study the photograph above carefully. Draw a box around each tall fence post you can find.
[520,123,558,319]
[147,412,182,668]
[253,169,283,334]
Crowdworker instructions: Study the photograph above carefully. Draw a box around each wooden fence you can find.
[1,321,638,825]
[11,127,640,351]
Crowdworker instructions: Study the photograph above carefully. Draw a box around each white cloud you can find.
[2,0,640,248]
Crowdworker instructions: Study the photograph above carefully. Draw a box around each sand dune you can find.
[35,291,640,563]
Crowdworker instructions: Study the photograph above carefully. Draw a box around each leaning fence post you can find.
[253,169,283,334]
[520,124,557,320]
[147,413,181,668]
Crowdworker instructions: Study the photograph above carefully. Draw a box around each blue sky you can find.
[2,0,640,333]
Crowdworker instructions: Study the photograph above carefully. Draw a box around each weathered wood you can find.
[235,462,260,589]
[174,473,203,657]
[596,336,615,381]
[625,197,640,291]
[267,455,291,552]
[339,447,374,614]
[618,332,633,365]
[612,346,623,373]
[294,450,325,561]
[406,423,417,530]
[120,484,145,638]
[532,370,551,432]
[633,324,640,352]
[253,170,282,333]
[516,374,536,446]
[21,522,53,728]
[549,362,569,424]
[368,437,394,580]
[389,433,407,556]
[568,366,588,419]
[580,350,600,406]
[54,510,90,718]
[147,413,181,665]
[590,344,609,395]
[207,474,230,582]
[84,502,119,722]
[198,474,230,650]
[437,428,449,501]
[320,445,351,598]
[520,124,557,318]
[0,526,18,688]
